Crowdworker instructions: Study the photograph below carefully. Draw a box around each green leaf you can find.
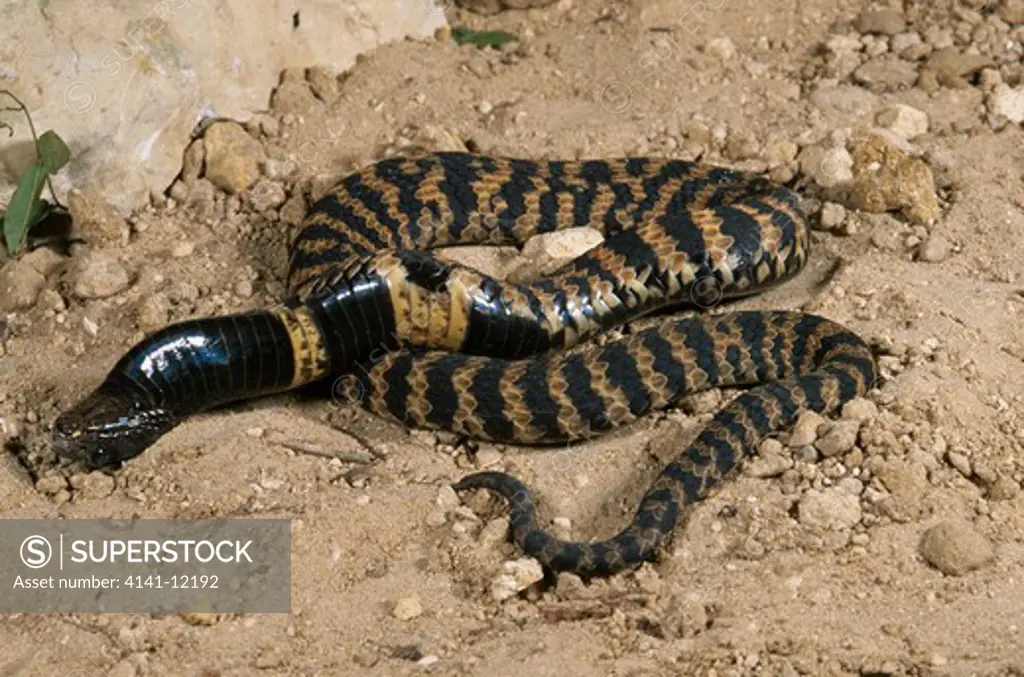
[2,162,49,254]
[36,129,71,175]
[451,25,517,48]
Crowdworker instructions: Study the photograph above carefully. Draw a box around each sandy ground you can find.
[2,0,1024,675]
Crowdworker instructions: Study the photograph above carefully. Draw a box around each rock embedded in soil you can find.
[67,188,130,248]
[987,475,1020,501]
[67,249,131,300]
[182,139,205,184]
[247,179,288,212]
[798,488,862,531]
[746,438,792,478]
[855,9,906,35]
[919,519,995,575]
[202,121,266,193]
[789,410,826,447]
[818,202,847,230]
[849,133,940,224]
[841,397,878,422]
[705,37,737,61]
[0,260,46,312]
[798,144,854,188]
[137,294,171,331]
[815,420,860,457]
[875,104,930,140]
[21,247,66,278]
[491,558,544,601]
[919,47,992,91]
[507,228,604,282]
[987,84,1024,125]
[853,57,919,91]
[916,234,949,262]
[1001,0,1024,23]
[392,596,423,620]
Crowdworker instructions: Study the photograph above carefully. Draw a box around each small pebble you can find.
[0,260,45,312]
[841,398,878,422]
[875,104,929,140]
[705,37,737,60]
[987,476,1020,502]
[815,421,860,457]
[799,144,853,188]
[946,454,970,481]
[988,84,1024,125]
[171,241,195,258]
[234,279,254,298]
[916,235,949,263]
[789,410,826,447]
[247,179,287,212]
[81,316,99,337]
[68,249,130,300]
[478,517,509,548]
[855,9,906,35]
[474,448,503,468]
[747,438,792,478]
[919,519,995,575]
[799,488,862,531]
[417,655,440,667]
[491,558,544,601]
[436,485,461,512]
[392,596,423,620]
[425,509,447,527]
[819,202,847,230]
[137,294,170,331]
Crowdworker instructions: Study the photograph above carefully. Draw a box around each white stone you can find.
[491,558,544,601]
[798,488,862,531]
[875,104,929,139]
[0,0,446,215]
[989,84,1024,124]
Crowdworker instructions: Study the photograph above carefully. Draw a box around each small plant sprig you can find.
[0,89,70,255]
[451,25,517,48]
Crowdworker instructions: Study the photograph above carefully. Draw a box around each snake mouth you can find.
[52,385,177,470]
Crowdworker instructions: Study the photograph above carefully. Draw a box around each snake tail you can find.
[433,312,878,576]
[52,305,346,469]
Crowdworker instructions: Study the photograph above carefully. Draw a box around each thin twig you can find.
[273,439,375,464]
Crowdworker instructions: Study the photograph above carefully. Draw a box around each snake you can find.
[52,151,878,577]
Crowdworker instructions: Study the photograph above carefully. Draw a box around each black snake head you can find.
[52,384,176,470]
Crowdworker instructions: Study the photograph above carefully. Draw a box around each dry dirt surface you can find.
[2,0,1024,675]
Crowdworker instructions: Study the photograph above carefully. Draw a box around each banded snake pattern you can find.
[52,152,878,577]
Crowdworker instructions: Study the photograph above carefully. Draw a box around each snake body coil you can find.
[53,152,877,577]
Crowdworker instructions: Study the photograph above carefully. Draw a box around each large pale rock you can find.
[0,0,447,215]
